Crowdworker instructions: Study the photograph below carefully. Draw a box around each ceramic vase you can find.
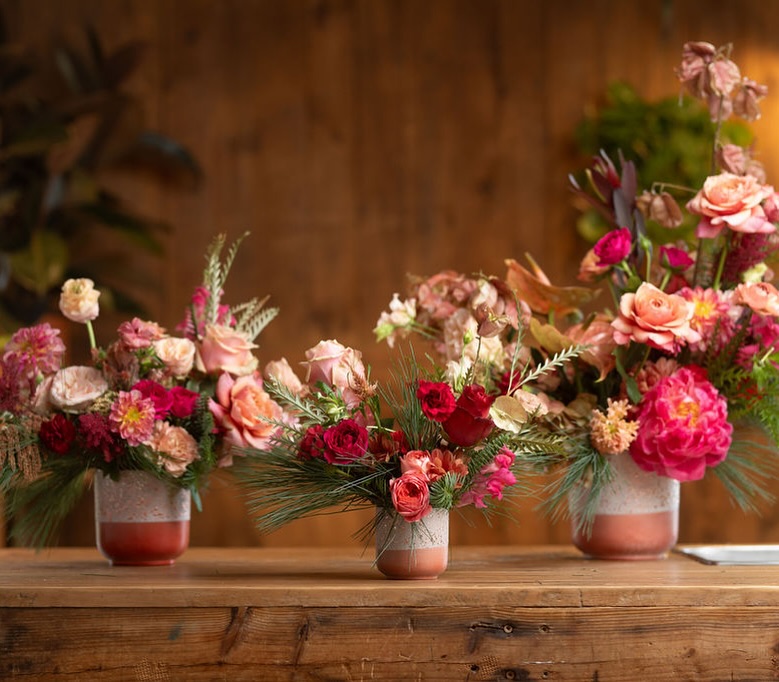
[374,507,449,579]
[570,453,679,560]
[94,470,191,566]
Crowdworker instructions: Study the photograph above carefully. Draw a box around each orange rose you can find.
[612,283,701,352]
[733,281,779,316]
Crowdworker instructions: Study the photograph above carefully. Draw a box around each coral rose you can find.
[612,283,701,352]
[150,421,199,477]
[630,366,732,481]
[196,324,258,377]
[390,472,432,522]
[686,172,775,238]
[733,281,779,317]
[209,372,282,458]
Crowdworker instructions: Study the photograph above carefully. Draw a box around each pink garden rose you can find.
[686,172,775,239]
[612,283,701,352]
[150,421,199,477]
[733,281,779,317]
[630,366,732,481]
[153,337,196,378]
[389,472,431,522]
[302,340,368,408]
[49,366,109,412]
[196,324,259,377]
[209,372,282,458]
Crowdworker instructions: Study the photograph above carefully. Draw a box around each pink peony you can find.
[612,283,701,352]
[630,367,732,481]
[686,172,775,239]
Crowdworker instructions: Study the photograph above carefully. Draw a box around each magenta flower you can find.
[108,390,156,446]
[322,419,369,465]
[593,227,632,266]
[630,366,732,481]
[131,379,173,418]
[3,323,66,378]
[659,245,694,271]
[168,385,200,419]
[457,447,517,508]
[117,318,166,350]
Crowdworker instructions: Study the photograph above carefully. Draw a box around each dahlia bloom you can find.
[109,390,157,447]
[630,367,732,481]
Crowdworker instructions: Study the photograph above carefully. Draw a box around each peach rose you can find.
[58,278,100,323]
[209,372,282,459]
[196,324,258,376]
[733,281,779,316]
[153,337,196,378]
[49,366,109,412]
[686,172,775,239]
[264,357,307,396]
[302,340,368,408]
[611,283,701,352]
[150,421,199,477]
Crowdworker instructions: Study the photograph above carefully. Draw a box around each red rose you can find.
[416,381,457,422]
[442,384,495,447]
[168,386,200,419]
[390,472,431,522]
[39,413,77,455]
[323,419,369,464]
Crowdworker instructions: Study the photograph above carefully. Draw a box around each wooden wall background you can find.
[4,0,779,548]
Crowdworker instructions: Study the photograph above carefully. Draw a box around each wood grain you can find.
[3,0,779,548]
[3,547,779,680]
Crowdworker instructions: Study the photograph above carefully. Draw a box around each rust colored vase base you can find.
[97,521,190,566]
[572,509,678,560]
[375,546,449,580]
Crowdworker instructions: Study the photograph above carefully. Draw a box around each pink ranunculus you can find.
[153,337,196,378]
[117,318,166,350]
[686,172,776,239]
[659,245,694,271]
[49,366,109,412]
[150,421,199,477]
[630,366,732,481]
[733,281,779,317]
[611,282,701,353]
[196,324,258,377]
[302,340,368,408]
[58,278,100,323]
[442,384,495,447]
[389,472,432,522]
[209,372,282,457]
[322,419,370,464]
[593,227,632,266]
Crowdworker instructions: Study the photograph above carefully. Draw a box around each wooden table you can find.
[2,545,779,681]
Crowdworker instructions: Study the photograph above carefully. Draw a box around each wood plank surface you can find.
[3,547,779,681]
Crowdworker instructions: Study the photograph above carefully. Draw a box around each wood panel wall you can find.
[4,0,779,548]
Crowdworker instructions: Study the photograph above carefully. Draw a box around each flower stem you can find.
[86,320,97,350]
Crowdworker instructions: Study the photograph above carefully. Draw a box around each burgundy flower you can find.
[131,379,174,419]
[442,384,495,447]
[593,227,632,266]
[168,385,200,419]
[322,419,369,464]
[78,413,123,462]
[416,380,457,422]
[298,424,327,460]
[39,414,76,455]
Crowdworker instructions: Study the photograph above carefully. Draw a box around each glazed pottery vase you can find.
[94,470,191,566]
[374,507,449,579]
[570,453,679,560]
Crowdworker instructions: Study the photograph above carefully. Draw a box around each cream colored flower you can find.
[59,278,100,323]
[153,337,196,378]
[49,366,109,412]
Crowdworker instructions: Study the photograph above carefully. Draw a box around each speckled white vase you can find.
[375,507,449,579]
[570,453,680,560]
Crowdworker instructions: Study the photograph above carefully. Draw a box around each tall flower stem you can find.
[85,320,97,351]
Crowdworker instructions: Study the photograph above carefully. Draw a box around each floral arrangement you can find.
[374,41,779,531]
[0,233,278,546]
[502,40,779,523]
[234,334,570,538]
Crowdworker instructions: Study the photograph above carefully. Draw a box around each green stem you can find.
[86,320,97,351]
[712,237,730,291]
